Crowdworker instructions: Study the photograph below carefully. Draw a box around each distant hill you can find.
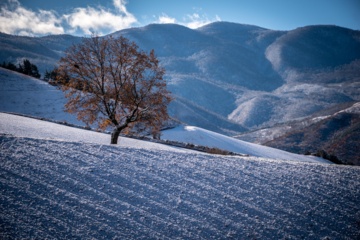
[0,32,82,74]
[265,103,360,165]
[1,22,359,137]
[237,102,360,165]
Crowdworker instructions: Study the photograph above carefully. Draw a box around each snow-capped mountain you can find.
[115,23,360,134]
[1,22,359,136]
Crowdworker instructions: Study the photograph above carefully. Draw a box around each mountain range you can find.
[0,22,359,164]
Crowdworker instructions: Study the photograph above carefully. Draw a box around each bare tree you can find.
[56,35,172,144]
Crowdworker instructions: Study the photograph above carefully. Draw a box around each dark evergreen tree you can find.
[44,68,58,81]
[31,63,41,78]
[17,63,24,73]
[6,62,17,71]
[44,70,51,80]
[1,59,41,79]
[18,59,41,78]
[22,59,32,75]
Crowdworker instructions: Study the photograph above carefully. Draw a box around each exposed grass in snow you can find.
[1,114,360,239]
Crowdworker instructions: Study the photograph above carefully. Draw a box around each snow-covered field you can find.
[1,113,360,239]
[161,125,329,163]
[1,66,360,239]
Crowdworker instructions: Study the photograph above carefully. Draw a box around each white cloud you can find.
[0,0,137,36]
[184,13,221,29]
[154,12,221,29]
[113,0,129,14]
[0,0,220,36]
[157,14,176,24]
[65,0,137,35]
[0,0,64,36]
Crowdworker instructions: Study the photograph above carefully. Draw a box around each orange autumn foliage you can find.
[56,35,172,144]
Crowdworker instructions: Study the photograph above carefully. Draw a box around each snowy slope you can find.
[0,67,81,125]
[161,125,329,163]
[1,114,360,239]
[0,113,187,153]
[0,113,327,164]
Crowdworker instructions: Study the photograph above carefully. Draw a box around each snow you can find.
[0,68,82,125]
[1,113,360,239]
[0,112,328,163]
[161,125,330,164]
[0,113,187,153]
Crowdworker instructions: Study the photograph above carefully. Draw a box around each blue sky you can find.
[0,0,359,36]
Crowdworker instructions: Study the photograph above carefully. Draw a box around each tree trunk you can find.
[111,128,121,144]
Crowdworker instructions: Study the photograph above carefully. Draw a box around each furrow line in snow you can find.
[0,169,94,238]
[124,152,277,234]
[2,136,227,238]
[0,140,176,239]
[1,132,360,238]
[119,152,262,231]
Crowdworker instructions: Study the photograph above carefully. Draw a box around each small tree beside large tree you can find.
[56,35,172,144]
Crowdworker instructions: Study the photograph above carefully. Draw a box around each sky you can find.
[0,0,359,36]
